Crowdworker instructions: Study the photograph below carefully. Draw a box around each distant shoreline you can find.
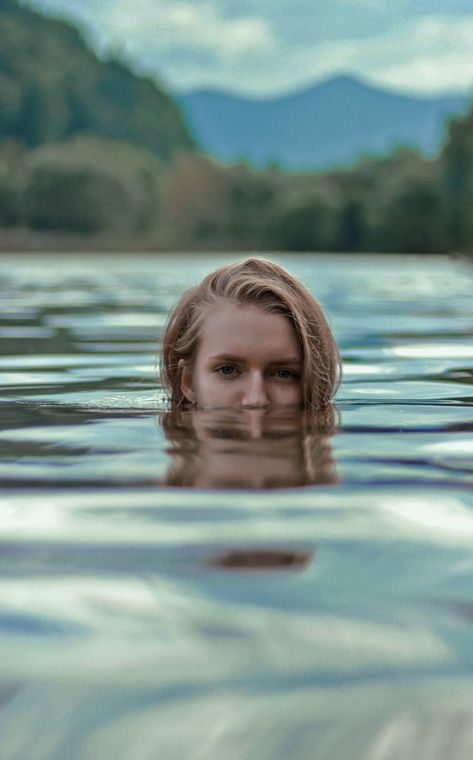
[0,228,471,261]
[0,228,160,253]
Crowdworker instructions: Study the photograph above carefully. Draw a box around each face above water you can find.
[180,302,303,409]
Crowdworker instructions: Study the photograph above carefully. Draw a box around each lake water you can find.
[1,252,473,759]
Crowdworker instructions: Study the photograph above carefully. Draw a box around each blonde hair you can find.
[160,257,341,410]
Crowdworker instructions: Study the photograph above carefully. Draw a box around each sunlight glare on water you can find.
[1,252,473,759]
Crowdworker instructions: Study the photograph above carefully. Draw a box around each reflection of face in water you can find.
[161,406,338,490]
[160,407,337,572]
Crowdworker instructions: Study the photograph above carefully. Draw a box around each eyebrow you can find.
[209,354,302,365]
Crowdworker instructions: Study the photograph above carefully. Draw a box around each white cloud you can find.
[199,12,473,96]
[151,13,473,96]
[106,7,473,96]
[343,15,473,94]
[28,1,473,95]
[106,0,275,60]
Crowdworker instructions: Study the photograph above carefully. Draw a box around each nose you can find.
[241,372,270,409]
[244,409,266,439]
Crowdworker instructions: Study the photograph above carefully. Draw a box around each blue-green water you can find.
[1,253,473,759]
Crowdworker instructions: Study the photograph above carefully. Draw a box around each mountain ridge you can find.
[178,74,469,170]
[180,73,468,105]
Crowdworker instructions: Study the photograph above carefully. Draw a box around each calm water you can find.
[1,252,473,759]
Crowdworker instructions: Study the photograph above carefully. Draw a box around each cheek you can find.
[192,359,223,398]
[193,364,240,405]
[272,376,303,404]
[276,384,303,404]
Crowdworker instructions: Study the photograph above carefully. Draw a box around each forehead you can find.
[198,301,301,358]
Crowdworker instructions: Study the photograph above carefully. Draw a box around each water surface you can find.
[1,253,473,759]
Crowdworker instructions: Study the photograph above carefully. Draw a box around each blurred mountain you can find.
[0,0,194,159]
[178,75,469,170]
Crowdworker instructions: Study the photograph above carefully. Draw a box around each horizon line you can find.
[173,71,471,102]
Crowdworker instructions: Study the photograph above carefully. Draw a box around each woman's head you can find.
[160,257,341,410]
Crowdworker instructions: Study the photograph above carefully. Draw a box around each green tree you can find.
[22,136,162,235]
[0,0,195,159]
[226,165,275,245]
[440,107,473,250]
[0,139,24,225]
[267,193,338,251]
[351,149,446,253]
[336,200,365,251]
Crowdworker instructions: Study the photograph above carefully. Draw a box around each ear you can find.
[179,358,196,403]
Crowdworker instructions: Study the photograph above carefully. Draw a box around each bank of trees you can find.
[2,126,471,253]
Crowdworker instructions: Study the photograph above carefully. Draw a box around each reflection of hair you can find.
[160,258,341,410]
[161,407,338,488]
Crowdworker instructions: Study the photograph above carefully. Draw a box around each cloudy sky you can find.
[31,0,473,97]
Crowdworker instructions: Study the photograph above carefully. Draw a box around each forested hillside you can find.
[0,0,194,159]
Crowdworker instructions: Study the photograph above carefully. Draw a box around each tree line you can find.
[1,124,472,254]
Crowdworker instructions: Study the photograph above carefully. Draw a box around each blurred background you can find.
[0,0,472,255]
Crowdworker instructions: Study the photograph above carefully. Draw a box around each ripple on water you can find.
[1,253,473,758]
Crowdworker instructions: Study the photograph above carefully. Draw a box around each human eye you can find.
[273,368,300,381]
[215,364,237,376]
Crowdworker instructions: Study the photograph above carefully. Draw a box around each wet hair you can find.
[159,257,341,410]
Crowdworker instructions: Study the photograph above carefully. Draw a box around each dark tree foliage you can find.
[337,200,365,251]
[21,136,162,235]
[226,166,276,245]
[0,0,195,159]
[267,194,338,252]
[441,107,473,250]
